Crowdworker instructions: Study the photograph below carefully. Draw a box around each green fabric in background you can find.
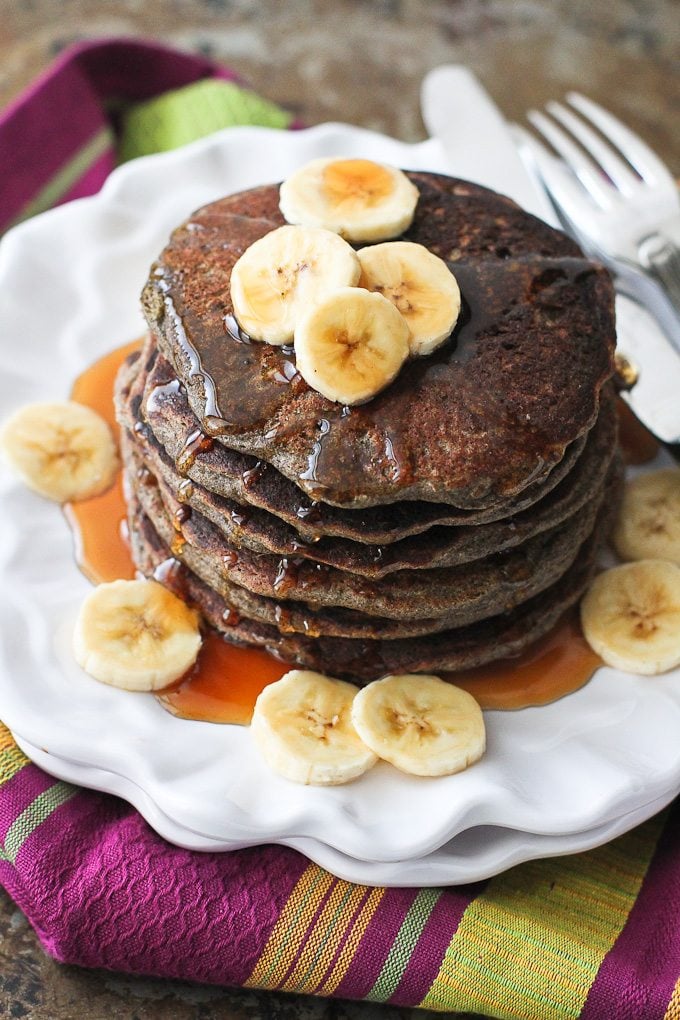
[119,78,294,161]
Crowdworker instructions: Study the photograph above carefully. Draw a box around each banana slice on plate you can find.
[279,157,419,242]
[251,669,378,785]
[612,468,680,565]
[580,560,680,675]
[357,241,461,356]
[230,224,360,344]
[294,286,410,405]
[351,674,486,777]
[73,579,202,691]
[0,400,119,502]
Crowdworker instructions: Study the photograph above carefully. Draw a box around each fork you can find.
[514,94,680,348]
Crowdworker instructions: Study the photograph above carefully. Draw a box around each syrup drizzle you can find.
[163,292,223,421]
[65,339,617,726]
[177,428,214,474]
[616,398,660,465]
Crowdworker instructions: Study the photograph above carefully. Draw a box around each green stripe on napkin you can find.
[1,783,78,865]
[119,78,294,162]
[367,889,443,1001]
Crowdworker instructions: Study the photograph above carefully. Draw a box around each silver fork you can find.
[514,94,680,348]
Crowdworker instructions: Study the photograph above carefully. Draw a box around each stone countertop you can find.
[2,0,679,170]
[1,2,678,1018]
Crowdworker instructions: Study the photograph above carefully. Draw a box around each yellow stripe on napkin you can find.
[421,815,665,1019]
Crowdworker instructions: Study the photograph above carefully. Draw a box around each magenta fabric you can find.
[580,811,680,1019]
[0,37,239,232]
[1,784,307,982]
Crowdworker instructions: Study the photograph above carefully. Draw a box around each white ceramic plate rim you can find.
[14,733,674,887]
[1,123,679,865]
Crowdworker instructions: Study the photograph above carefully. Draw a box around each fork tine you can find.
[567,93,678,189]
[546,101,639,196]
[511,124,604,241]
[527,109,616,209]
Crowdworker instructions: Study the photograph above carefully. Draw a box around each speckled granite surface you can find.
[1,2,678,1017]
[2,0,679,169]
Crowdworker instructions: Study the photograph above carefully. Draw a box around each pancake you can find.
[127,439,608,627]
[126,464,622,682]
[118,353,617,576]
[116,343,590,543]
[140,172,616,510]
[123,444,620,641]
[118,166,619,683]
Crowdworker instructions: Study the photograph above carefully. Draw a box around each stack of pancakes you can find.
[115,171,619,683]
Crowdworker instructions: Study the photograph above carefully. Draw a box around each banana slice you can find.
[294,287,410,404]
[251,669,377,785]
[0,401,119,502]
[351,674,486,777]
[279,158,419,242]
[612,468,680,565]
[357,241,461,356]
[230,224,360,344]
[73,579,202,691]
[580,560,680,675]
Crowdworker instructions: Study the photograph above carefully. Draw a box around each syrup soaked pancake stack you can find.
[115,169,619,683]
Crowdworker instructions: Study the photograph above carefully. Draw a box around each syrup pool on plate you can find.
[63,340,665,723]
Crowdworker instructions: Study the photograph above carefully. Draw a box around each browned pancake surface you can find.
[118,354,617,576]
[126,474,621,681]
[141,173,616,509]
[116,344,589,543]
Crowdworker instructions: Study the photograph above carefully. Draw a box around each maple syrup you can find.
[448,612,601,711]
[64,339,605,726]
[158,635,289,725]
[616,397,660,465]
[65,338,141,584]
[177,428,214,473]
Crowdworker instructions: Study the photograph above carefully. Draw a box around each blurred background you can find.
[2,0,679,168]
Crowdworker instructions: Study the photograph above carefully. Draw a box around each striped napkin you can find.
[1,37,680,1019]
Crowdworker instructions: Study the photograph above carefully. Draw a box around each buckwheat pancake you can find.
[116,344,590,543]
[118,165,619,682]
[140,172,615,511]
[126,438,609,627]
[123,431,620,642]
[117,350,617,576]
[126,473,621,682]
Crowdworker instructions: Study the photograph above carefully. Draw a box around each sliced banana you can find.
[357,242,461,356]
[230,224,360,344]
[612,468,680,566]
[73,579,202,691]
[251,669,377,785]
[294,287,410,405]
[280,157,419,243]
[351,674,486,778]
[580,560,680,675]
[0,400,119,502]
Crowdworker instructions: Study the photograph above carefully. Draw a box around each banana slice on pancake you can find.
[251,669,378,785]
[230,224,360,344]
[580,560,680,675]
[279,157,419,242]
[357,241,461,356]
[294,287,410,404]
[352,674,486,777]
[0,400,119,502]
[73,579,202,691]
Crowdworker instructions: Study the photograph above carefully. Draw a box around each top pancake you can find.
[141,171,616,510]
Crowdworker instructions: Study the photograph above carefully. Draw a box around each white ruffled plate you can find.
[1,123,679,869]
[13,734,674,887]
